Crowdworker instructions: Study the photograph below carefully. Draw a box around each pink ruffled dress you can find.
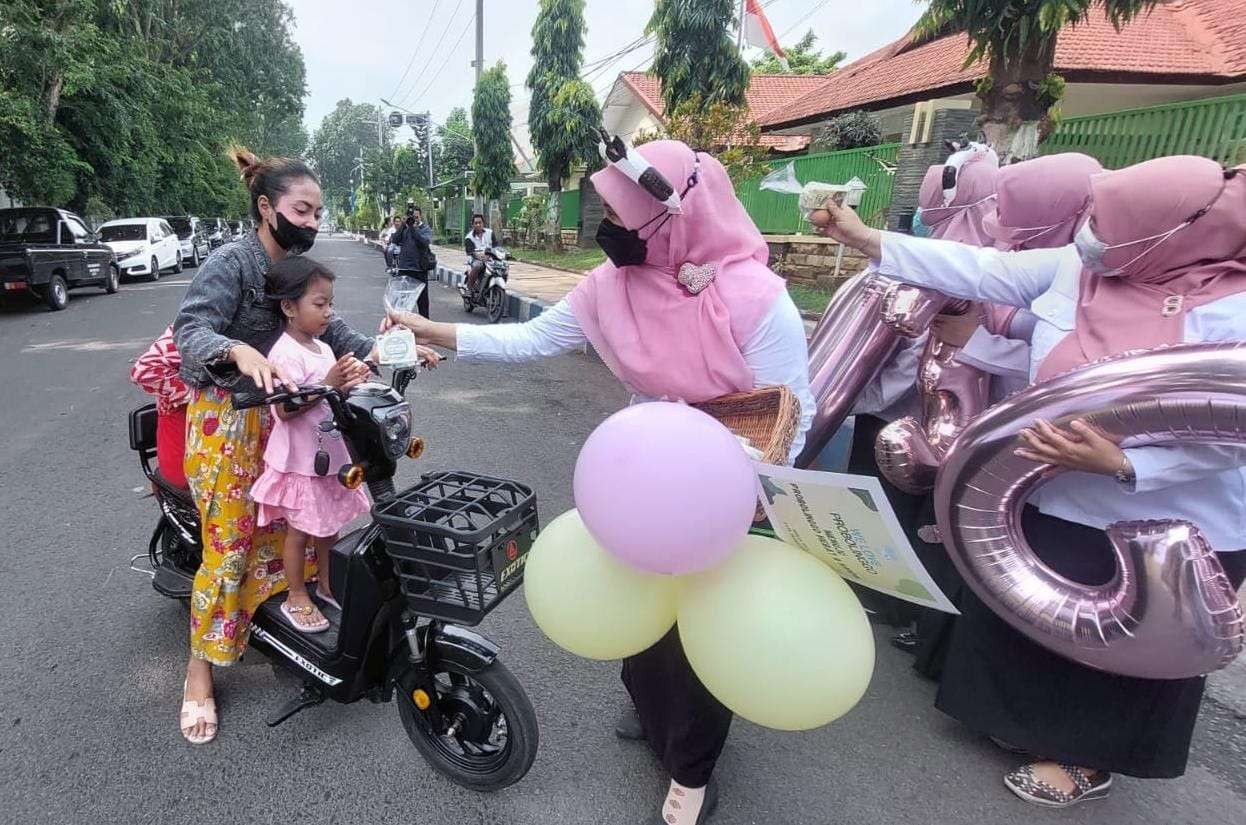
[251,332,371,537]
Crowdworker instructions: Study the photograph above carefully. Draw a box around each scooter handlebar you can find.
[231,384,334,411]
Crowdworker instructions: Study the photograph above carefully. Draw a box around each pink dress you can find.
[251,332,371,537]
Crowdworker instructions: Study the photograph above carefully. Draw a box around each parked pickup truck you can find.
[0,207,119,311]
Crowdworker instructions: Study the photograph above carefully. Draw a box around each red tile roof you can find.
[618,72,826,149]
[761,0,1246,129]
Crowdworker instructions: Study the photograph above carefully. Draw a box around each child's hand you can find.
[416,345,441,369]
[324,354,370,391]
[1014,419,1126,477]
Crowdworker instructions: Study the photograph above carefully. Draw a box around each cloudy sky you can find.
[287,0,926,145]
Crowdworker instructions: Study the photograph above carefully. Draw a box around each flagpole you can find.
[737,0,746,50]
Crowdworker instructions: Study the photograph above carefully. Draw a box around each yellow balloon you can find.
[524,509,681,660]
[677,534,875,730]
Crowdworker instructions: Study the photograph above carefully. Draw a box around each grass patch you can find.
[510,246,606,273]
[787,282,834,315]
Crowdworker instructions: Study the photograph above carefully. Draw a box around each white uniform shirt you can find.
[877,231,1246,550]
[456,292,815,462]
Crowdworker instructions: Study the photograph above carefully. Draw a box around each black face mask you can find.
[269,210,318,254]
[596,218,648,267]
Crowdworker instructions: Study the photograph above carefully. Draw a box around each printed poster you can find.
[756,463,958,614]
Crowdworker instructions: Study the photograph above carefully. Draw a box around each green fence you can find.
[735,143,900,234]
[443,196,469,238]
[560,189,580,230]
[1043,93,1246,169]
[507,196,523,222]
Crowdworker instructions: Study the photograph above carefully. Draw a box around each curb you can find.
[355,234,553,324]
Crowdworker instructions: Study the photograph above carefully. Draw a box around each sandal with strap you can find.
[1004,763,1112,808]
[179,680,217,745]
[281,599,329,633]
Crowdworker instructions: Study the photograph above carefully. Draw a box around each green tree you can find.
[638,94,767,184]
[647,0,750,111]
[436,107,474,182]
[471,62,515,203]
[918,0,1160,160]
[0,0,307,215]
[526,0,600,247]
[750,30,845,75]
[309,99,390,214]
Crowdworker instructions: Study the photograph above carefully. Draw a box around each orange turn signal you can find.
[406,437,425,460]
[412,689,431,710]
[338,464,365,490]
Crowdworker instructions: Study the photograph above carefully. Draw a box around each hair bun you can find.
[228,144,262,188]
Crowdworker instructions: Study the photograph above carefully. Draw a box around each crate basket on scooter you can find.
[373,471,539,625]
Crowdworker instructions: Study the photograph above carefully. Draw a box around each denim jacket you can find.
[173,233,374,389]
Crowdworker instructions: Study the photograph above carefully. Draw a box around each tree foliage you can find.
[918,1,1160,159]
[812,110,884,152]
[437,107,475,182]
[471,62,515,202]
[647,0,750,111]
[526,0,600,246]
[0,0,308,217]
[751,30,846,75]
[309,100,391,215]
[637,94,767,185]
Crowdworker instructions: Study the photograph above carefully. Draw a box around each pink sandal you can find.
[179,681,217,745]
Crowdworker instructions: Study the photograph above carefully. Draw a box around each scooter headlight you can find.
[371,403,412,459]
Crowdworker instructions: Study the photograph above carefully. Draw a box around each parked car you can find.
[98,218,182,282]
[226,219,245,242]
[162,216,211,268]
[0,207,119,311]
[205,218,229,249]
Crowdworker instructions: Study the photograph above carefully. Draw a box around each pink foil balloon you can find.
[795,274,948,469]
[934,342,1246,679]
[573,402,757,575]
[876,302,992,494]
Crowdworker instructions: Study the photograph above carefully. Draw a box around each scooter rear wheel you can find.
[396,656,538,792]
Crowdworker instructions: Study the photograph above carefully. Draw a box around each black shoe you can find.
[890,630,920,653]
[614,705,645,740]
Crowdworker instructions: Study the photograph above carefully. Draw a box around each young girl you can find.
[249,256,373,633]
[130,325,191,488]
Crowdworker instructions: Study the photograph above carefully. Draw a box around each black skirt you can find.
[622,627,733,788]
[936,505,1246,778]
[846,415,930,627]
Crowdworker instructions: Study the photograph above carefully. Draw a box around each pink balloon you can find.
[574,402,757,575]
[934,342,1246,679]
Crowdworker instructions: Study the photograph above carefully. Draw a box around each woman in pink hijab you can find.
[812,154,1246,808]
[387,139,813,825]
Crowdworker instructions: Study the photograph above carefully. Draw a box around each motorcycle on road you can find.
[459,246,510,323]
[128,365,540,791]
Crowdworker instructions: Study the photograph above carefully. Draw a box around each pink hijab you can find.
[983,153,1102,250]
[918,147,1012,334]
[567,140,784,403]
[917,144,1000,249]
[1037,156,1246,381]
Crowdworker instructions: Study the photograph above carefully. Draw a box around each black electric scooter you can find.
[128,366,540,791]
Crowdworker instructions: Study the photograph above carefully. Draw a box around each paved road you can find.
[0,236,1242,825]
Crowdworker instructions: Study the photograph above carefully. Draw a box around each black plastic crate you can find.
[373,471,539,625]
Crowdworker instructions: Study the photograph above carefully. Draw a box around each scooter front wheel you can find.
[396,656,538,792]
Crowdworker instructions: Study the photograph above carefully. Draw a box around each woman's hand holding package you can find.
[809,202,882,260]
[1014,419,1127,477]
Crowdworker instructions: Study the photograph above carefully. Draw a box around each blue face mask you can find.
[911,209,932,238]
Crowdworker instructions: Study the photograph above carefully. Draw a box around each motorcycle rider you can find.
[391,203,436,318]
[381,215,402,274]
[464,213,493,296]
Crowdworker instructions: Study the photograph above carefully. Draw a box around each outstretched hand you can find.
[810,202,882,259]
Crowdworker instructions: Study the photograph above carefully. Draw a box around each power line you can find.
[779,0,833,40]
[403,15,475,109]
[387,0,443,101]
[394,0,468,108]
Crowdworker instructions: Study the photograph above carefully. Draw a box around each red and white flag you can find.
[743,0,789,71]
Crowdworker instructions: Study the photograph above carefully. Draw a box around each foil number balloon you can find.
[934,342,1245,679]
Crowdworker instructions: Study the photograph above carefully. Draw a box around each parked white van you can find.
[97,218,183,282]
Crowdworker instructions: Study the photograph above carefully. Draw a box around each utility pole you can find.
[424,111,434,189]
[474,0,484,82]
